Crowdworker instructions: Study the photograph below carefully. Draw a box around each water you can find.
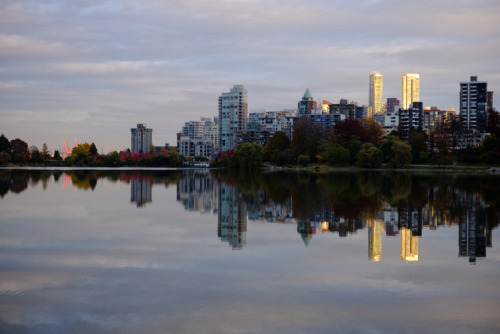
[1,169,499,333]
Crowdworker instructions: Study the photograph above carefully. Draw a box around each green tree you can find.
[234,142,262,170]
[0,134,11,153]
[297,154,310,167]
[89,142,98,156]
[390,140,412,168]
[41,143,50,161]
[0,153,11,165]
[263,132,291,162]
[105,151,121,166]
[357,143,383,168]
[53,150,62,161]
[323,146,350,166]
[29,149,44,164]
[381,136,398,163]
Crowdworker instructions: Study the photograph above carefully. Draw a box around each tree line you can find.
[0,134,183,167]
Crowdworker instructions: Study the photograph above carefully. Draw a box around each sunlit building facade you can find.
[369,71,383,117]
[402,73,420,109]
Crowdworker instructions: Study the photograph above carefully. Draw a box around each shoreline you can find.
[1,164,499,174]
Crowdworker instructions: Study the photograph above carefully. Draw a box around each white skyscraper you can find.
[402,73,420,109]
[218,85,248,152]
[131,124,152,154]
[369,72,383,117]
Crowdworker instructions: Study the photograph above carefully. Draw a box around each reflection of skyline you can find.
[0,170,496,263]
[458,192,489,264]
[131,179,152,207]
[173,174,495,263]
[176,172,218,214]
[218,183,247,250]
[368,220,384,262]
[401,227,419,262]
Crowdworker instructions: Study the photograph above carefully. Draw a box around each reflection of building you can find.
[131,179,152,207]
[458,193,488,263]
[218,183,247,249]
[131,124,153,154]
[297,221,316,246]
[368,219,384,261]
[401,227,419,262]
[176,172,218,214]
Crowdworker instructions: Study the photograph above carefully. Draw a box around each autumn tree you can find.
[71,143,91,165]
[10,138,29,163]
[360,118,385,147]
[409,131,428,163]
[10,138,28,156]
[333,119,368,144]
[291,116,324,160]
[487,109,500,137]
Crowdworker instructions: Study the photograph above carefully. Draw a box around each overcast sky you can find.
[1,0,499,153]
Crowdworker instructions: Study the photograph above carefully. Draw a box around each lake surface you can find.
[1,169,499,333]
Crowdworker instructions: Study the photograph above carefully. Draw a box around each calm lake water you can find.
[1,169,499,333]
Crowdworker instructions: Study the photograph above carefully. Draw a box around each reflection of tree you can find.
[381,173,411,206]
[261,172,291,204]
[213,169,262,195]
[10,171,29,193]
[0,170,11,197]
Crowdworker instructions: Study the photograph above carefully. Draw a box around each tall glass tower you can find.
[218,85,248,152]
[402,73,420,109]
[369,71,383,117]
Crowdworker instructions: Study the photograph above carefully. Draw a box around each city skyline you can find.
[1,0,499,153]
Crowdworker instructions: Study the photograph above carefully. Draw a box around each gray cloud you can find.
[1,0,499,152]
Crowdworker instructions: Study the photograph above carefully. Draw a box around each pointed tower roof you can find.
[303,88,313,100]
[300,233,312,246]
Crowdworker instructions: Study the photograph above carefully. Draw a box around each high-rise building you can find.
[298,88,317,115]
[460,76,488,131]
[131,124,152,154]
[398,102,423,140]
[402,73,420,109]
[386,97,400,114]
[369,71,383,117]
[219,85,248,152]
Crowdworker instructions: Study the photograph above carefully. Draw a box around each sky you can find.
[1,0,500,154]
